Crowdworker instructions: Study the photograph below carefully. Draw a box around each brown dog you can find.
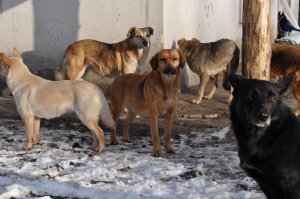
[55,26,153,80]
[109,49,186,157]
[177,37,240,104]
[271,43,300,116]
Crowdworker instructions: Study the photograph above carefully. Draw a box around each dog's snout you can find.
[143,39,148,46]
[163,66,176,75]
[258,113,269,122]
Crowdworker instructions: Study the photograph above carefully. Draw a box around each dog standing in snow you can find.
[0,48,115,152]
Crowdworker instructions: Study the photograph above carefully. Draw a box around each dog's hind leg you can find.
[84,120,105,153]
[33,117,41,145]
[109,96,125,145]
[193,74,209,104]
[123,110,136,143]
[226,86,234,104]
[164,108,175,154]
[204,74,219,100]
[66,58,86,80]
[22,115,35,150]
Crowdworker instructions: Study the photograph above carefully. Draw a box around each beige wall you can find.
[0,0,163,73]
[163,0,280,86]
[0,0,292,86]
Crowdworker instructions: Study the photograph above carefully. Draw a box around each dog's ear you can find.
[191,38,200,42]
[276,75,294,95]
[146,27,154,37]
[0,53,12,70]
[178,51,186,68]
[177,38,186,48]
[229,74,246,89]
[12,47,22,60]
[127,27,136,37]
[150,53,158,70]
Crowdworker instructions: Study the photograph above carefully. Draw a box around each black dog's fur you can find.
[229,75,300,199]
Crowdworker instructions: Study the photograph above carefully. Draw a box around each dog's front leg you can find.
[204,75,218,100]
[164,108,175,154]
[33,117,41,145]
[22,115,35,150]
[149,112,161,157]
[193,74,209,104]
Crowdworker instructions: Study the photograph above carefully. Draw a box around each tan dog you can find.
[177,38,240,104]
[55,26,153,80]
[109,49,186,157]
[0,48,115,152]
[271,43,300,116]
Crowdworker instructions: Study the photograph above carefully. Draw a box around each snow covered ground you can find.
[0,118,265,199]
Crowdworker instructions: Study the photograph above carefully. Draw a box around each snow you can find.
[0,119,265,199]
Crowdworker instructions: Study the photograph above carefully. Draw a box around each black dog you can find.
[229,74,300,199]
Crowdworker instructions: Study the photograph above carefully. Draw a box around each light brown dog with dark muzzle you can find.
[55,26,153,80]
[109,49,186,157]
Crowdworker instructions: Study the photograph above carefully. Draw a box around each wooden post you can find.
[242,0,271,80]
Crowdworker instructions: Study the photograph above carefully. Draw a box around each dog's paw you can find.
[192,99,201,104]
[152,150,161,157]
[122,138,132,143]
[165,147,175,154]
[203,95,212,100]
[110,139,119,145]
[95,146,105,153]
[25,143,33,151]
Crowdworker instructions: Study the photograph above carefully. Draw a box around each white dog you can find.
[0,48,116,152]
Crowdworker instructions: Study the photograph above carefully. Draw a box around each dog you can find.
[271,43,300,116]
[229,74,300,198]
[109,49,185,157]
[177,37,240,104]
[55,26,153,80]
[0,48,115,152]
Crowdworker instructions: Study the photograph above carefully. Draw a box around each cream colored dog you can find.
[0,48,115,152]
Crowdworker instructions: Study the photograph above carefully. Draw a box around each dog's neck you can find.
[6,64,33,95]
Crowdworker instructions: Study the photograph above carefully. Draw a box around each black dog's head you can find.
[229,75,293,128]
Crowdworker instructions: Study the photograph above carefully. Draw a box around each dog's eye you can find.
[160,58,167,62]
[269,95,277,102]
[172,58,178,61]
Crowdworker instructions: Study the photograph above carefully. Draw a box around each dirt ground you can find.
[0,81,297,139]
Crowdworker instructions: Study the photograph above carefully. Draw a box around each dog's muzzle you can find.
[142,39,148,47]
[255,113,271,127]
[163,66,177,75]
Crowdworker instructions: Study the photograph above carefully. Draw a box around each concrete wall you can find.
[0,0,163,76]
[0,0,295,88]
[163,0,280,87]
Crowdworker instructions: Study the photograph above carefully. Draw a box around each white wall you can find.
[163,0,279,86]
[0,0,163,74]
[0,0,293,86]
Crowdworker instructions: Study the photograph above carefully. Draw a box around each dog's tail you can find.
[223,45,240,91]
[99,92,116,131]
[54,59,67,81]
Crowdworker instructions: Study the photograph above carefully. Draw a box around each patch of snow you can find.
[0,119,265,198]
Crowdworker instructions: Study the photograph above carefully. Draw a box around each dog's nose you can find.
[143,39,148,46]
[258,113,269,122]
[164,66,176,75]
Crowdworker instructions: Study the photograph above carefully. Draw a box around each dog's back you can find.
[271,43,300,116]
[229,75,300,198]
[271,43,300,77]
